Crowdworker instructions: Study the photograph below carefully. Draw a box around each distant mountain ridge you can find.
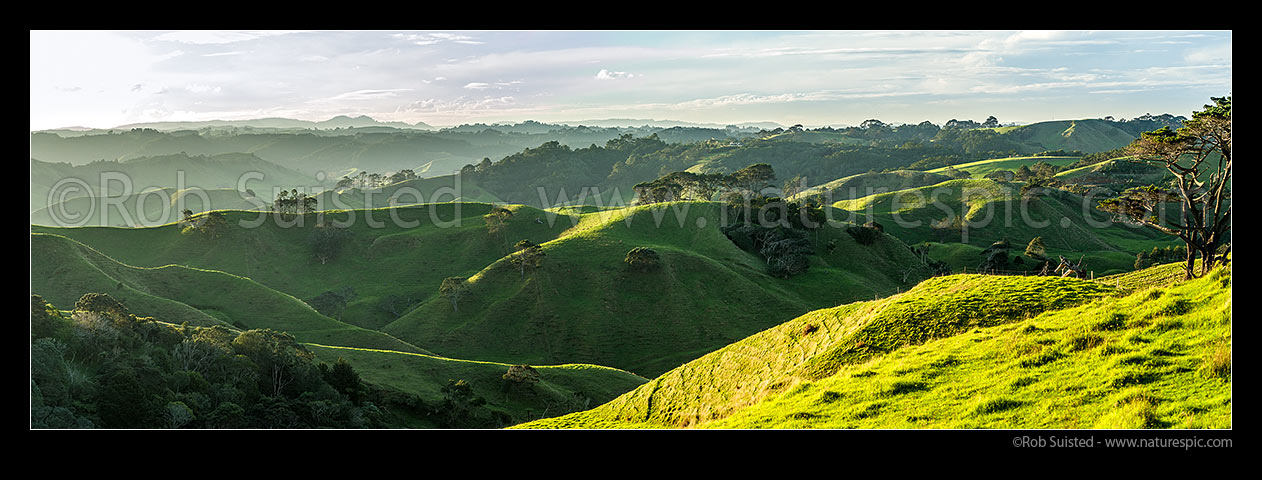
[106,115,435,132]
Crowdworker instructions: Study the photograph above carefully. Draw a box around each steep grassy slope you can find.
[32,187,265,227]
[1055,157,1171,191]
[517,264,1230,429]
[996,119,1139,153]
[32,204,575,331]
[793,170,952,201]
[382,201,928,377]
[927,156,1080,178]
[305,344,647,427]
[38,201,927,378]
[30,232,428,353]
[831,178,1173,260]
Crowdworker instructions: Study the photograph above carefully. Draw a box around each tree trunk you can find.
[1184,247,1197,280]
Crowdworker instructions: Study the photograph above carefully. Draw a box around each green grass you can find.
[32,203,575,332]
[927,156,1081,178]
[995,119,1139,154]
[516,263,1230,429]
[830,178,1175,259]
[382,201,928,378]
[304,344,647,427]
[30,232,428,353]
[32,187,266,227]
[792,170,951,202]
[34,200,928,379]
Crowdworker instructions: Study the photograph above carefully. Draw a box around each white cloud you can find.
[463,80,522,90]
[202,51,250,57]
[151,30,303,45]
[185,84,222,94]
[392,32,484,46]
[319,89,414,102]
[594,69,636,80]
[400,96,516,113]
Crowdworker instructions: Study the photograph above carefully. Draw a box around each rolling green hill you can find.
[927,156,1081,178]
[32,204,574,332]
[793,170,952,201]
[305,344,647,427]
[32,187,266,228]
[381,201,928,377]
[829,178,1175,273]
[30,232,427,353]
[31,153,316,214]
[995,119,1140,153]
[35,201,929,379]
[516,263,1230,428]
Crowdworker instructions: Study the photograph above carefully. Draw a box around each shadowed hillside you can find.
[516,263,1229,429]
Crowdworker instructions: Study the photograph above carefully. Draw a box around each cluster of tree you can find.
[31,293,390,429]
[273,189,318,214]
[723,223,814,278]
[1134,245,1190,270]
[632,163,776,205]
[179,209,229,238]
[336,169,418,190]
[461,135,671,205]
[943,116,1002,130]
[718,190,829,279]
[308,286,357,320]
[976,238,1014,273]
[1098,96,1231,279]
[846,221,884,246]
[457,120,1083,208]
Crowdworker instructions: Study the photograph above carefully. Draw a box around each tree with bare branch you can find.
[1099,96,1230,279]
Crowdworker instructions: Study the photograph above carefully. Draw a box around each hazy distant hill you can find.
[30,153,315,214]
[111,115,435,131]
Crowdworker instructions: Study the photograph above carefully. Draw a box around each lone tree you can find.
[309,287,357,320]
[439,277,470,313]
[501,364,541,396]
[510,240,546,280]
[484,206,513,251]
[1024,236,1047,261]
[1099,96,1231,279]
[308,223,351,265]
[977,238,1012,274]
[624,247,662,272]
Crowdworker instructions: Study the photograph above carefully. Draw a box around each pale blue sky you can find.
[30,30,1231,130]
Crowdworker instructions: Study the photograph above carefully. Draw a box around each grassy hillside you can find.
[830,178,1174,265]
[516,263,1230,428]
[32,204,576,332]
[30,232,428,353]
[38,201,928,378]
[305,344,647,427]
[31,154,316,213]
[32,187,265,227]
[381,201,928,377]
[997,119,1139,153]
[793,170,951,201]
[927,156,1081,178]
